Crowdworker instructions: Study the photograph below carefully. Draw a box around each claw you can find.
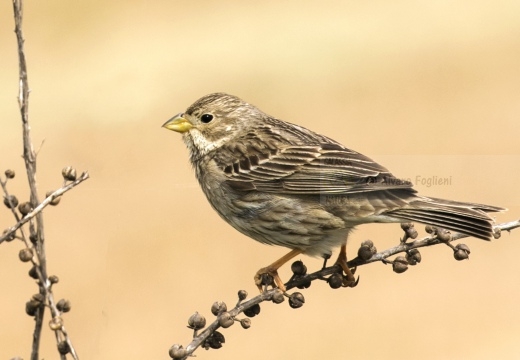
[254,249,303,293]
[255,267,286,293]
[350,266,357,276]
[343,275,360,288]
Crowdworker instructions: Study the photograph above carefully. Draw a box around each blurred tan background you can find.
[1,1,519,359]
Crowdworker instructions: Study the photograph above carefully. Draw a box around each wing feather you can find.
[220,143,414,195]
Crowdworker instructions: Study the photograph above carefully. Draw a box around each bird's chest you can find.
[193,159,273,226]
[194,160,237,216]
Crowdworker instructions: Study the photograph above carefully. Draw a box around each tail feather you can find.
[425,197,506,214]
[387,197,506,241]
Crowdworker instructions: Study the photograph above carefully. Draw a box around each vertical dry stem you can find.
[12,1,77,359]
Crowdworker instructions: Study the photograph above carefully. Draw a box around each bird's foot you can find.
[335,245,359,288]
[255,266,286,293]
[335,259,359,287]
[254,249,303,293]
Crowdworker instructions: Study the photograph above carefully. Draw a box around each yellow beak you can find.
[162,113,193,133]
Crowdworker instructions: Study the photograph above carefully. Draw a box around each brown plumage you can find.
[163,93,505,290]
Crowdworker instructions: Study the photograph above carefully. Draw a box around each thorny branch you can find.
[169,220,520,359]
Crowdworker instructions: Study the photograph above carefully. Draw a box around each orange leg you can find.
[255,249,303,293]
[334,244,358,287]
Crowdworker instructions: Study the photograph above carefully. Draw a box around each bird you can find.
[162,92,505,292]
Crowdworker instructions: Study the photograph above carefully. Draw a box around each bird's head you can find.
[163,93,264,158]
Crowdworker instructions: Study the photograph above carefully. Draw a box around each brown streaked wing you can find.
[222,144,415,195]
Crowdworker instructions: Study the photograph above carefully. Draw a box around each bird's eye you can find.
[201,114,214,123]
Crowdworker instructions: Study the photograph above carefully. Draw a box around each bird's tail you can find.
[386,197,505,240]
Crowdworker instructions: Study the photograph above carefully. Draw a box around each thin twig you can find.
[2,171,87,360]
[12,0,47,356]
[347,219,520,267]
[1,174,88,359]
[0,172,90,244]
[0,177,31,247]
[11,1,84,359]
[175,219,520,359]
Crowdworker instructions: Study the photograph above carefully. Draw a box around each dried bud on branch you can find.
[57,299,71,313]
[210,301,227,316]
[168,344,187,359]
[243,304,261,318]
[19,248,33,262]
[62,166,77,181]
[328,273,344,289]
[291,260,307,276]
[288,292,305,309]
[57,341,70,355]
[28,266,39,279]
[187,312,206,330]
[3,195,18,209]
[392,256,409,273]
[18,202,32,216]
[406,249,422,265]
[204,331,225,350]
[237,290,248,301]
[358,240,377,260]
[454,244,470,260]
[26,300,40,316]
[4,169,15,179]
[218,312,234,328]
[46,190,61,206]
[437,228,452,242]
[271,289,285,304]
[240,318,251,329]
[2,229,15,242]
